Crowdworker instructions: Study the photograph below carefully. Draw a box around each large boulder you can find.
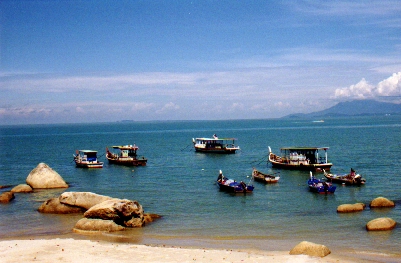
[289,241,331,257]
[366,217,397,231]
[11,184,33,193]
[337,203,365,213]
[73,218,125,232]
[0,191,15,203]
[84,199,145,227]
[38,197,86,214]
[59,192,115,210]
[369,197,395,208]
[26,163,68,189]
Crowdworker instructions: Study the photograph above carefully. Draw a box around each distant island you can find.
[283,100,401,118]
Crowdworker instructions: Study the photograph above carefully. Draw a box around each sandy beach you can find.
[0,238,392,263]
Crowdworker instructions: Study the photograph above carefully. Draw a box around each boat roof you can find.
[112,145,139,150]
[281,147,329,151]
[195,137,237,141]
[78,150,98,153]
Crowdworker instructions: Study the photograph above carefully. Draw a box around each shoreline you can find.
[1,234,400,263]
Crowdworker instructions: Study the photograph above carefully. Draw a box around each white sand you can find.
[0,238,363,263]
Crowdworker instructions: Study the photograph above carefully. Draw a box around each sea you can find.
[1,116,400,259]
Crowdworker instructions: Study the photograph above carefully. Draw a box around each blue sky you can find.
[1,0,400,124]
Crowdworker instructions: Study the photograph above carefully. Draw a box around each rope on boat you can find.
[250,154,268,165]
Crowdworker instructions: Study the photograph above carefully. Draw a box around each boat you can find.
[73,150,103,168]
[216,170,254,193]
[192,134,240,154]
[106,144,147,166]
[252,168,280,183]
[268,146,333,171]
[307,172,336,194]
[323,168,366,185]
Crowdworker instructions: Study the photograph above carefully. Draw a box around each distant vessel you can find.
[252,168,280,183]
[106,145,147,166]
[268,146,332,171]
[312,120,324,123]
[308,172,336,194]
[73,150,103,168]
[192,134,240,154]
[216,170,254,193]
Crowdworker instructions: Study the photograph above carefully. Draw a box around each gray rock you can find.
[59,192,115,210]
[337,203,365,213]
[73,218,125,232]
[366,217,396,231]
[0,191,15,203]
[26,163,68,189]
[38,197,86,214]
[369,197,395,208]
[84,199,145,227]
[289,241,331,257]
[11,184,33,193]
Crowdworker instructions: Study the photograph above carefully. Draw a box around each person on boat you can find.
[213,134,218,139]
[217,170,224,182]
[350,168,356,177]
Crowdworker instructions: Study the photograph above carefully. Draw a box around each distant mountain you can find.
[283,100,401,118]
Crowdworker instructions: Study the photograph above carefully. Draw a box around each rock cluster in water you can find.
[336,197,397,232]
[1,162,160,232]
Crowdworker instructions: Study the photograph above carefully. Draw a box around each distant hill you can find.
[283,100,401,118]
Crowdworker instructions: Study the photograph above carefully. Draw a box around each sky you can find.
[1,0,401,125]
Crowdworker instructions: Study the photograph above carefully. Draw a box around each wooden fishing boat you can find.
[73,150,103,168]
[216,170,254,193]
[106,144,147,166]
[252,168,280,183]
[192,134,239,154]
[308,172,336,194]
[323,169,366,185]
[268,146,332,171]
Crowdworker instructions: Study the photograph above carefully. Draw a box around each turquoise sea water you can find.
[1,116,400,257]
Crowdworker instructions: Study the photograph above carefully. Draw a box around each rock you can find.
[289,241,331,257]
[144,213,162,224]
[38,197,86,214]
[369,197,395,208]
[0,191,15,203]
[73,218,125,232]
[11,184,33,193]
[337,203,365,213]
[366,217,397,231]
[26,163,68,189]
[84,199,145,227]
[59,192,116,210]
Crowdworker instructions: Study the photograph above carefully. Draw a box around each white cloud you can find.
[156,102,180,114]
[334,72,401,100]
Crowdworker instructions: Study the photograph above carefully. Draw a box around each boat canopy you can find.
[195,138,237,141]
[78,150,98,153]
[112,145,139,150]
[280,147,329,151]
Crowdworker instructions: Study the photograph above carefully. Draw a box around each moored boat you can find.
[73,150,103,168]
[323,168,366,185]
[268,146,333,172]
[192,134,239,154]
[252,168,280,183]
[106,144,147,166]
[308,172,336,194]
[216,170,254,193]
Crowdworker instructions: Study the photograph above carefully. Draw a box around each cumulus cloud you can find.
[334,72,401,100]
[156,102,180,114]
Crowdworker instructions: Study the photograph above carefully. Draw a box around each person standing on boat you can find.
[350,168,356,177]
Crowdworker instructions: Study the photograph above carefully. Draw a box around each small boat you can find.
[323,168,366,185]
[216,170,254,193]
[308,172,336,194]
[106,145,147,166]
[192,134,240,154]
[73,150,103,168]
[268,146,333,171]
[252,168,280,183]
